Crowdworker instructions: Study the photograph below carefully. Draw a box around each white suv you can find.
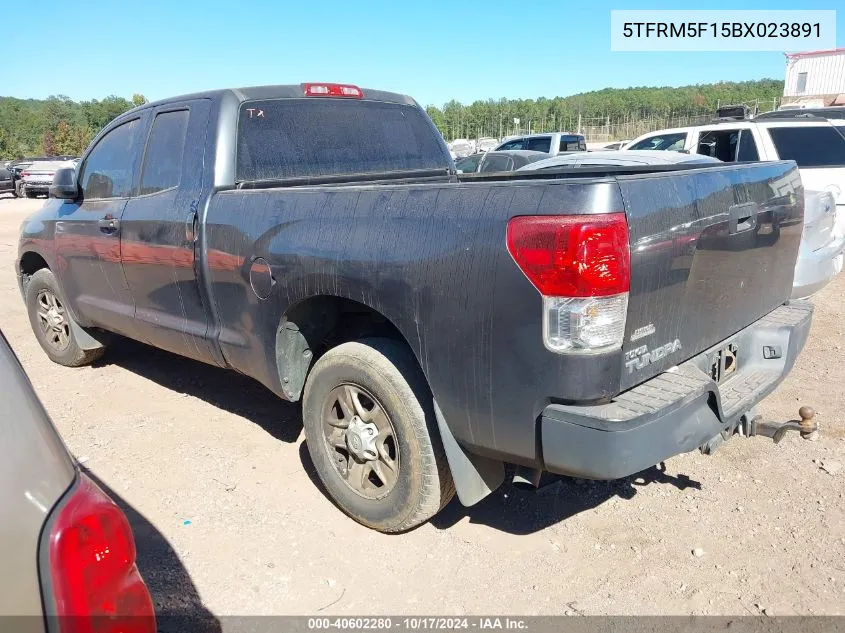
[626,115,845,221]
[626,114,845,299]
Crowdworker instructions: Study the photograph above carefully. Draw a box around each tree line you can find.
[0,93,147,160]
[424,79,784,141]
[1,79,786,158]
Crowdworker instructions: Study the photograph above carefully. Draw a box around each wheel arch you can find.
[17,250,50,296]
[275,294,410,403]
[275,293,505,507]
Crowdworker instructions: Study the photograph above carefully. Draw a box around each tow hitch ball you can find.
[744,406,818,444]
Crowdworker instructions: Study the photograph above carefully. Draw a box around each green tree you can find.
[132,93,148,107]
[53,121,91,156]
[42,130,56,156]
[0,126,9,159]
[425,79,784,140]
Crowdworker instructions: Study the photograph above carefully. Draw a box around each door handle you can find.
[97,216,119,234]
[729,202,758,235]
[185,201,199,243]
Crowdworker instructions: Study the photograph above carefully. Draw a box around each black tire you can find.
[25,268,105,367]
[302,338,455,533]
[24,188,36,199]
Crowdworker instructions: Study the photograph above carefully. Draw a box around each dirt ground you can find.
[1,196,844,623]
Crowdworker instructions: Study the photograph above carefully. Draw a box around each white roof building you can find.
[782,48,845,107]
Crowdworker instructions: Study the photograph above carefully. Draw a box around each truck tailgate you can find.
[619,161,803,390]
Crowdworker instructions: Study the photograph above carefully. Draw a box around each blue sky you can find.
[2,0,842,107]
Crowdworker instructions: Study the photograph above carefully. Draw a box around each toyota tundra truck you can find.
[17,83,814,532]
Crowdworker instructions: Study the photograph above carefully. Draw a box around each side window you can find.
[696,130,739,162]
[139,110,189,195]
[498,140,524,151]
[737,130,760,161]
[628,132,687,151]
[796,72,808,94]
[80,119,140,199]
[524,137,551,152]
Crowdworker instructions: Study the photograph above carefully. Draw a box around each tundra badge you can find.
[625,340,682,373]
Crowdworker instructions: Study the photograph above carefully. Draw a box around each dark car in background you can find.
[0,165,13,195]
[0,329,156,629]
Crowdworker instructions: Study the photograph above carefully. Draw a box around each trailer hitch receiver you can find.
[745,406,818,444]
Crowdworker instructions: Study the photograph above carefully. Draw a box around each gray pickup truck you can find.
[17,83,814,532]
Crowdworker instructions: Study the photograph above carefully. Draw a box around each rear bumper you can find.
[23,183,51,193]
[540,302,813,480]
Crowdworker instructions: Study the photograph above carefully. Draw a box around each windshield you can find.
[767,126,845,167]
[236,98,449,181]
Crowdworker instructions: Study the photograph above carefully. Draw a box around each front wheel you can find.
[25,268,106,367]
[302,338,455,533]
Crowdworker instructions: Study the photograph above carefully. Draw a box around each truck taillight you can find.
[47,475,156,633]
[302,83,364,99]
[507,213,630,354]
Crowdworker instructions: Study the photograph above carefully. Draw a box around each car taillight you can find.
[47,475,156,633]
[302,82,364,98]
[507,213,630,354]
[22,171,30,177]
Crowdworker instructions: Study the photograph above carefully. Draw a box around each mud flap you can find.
[68,320,109,351]
[433,400,505,506]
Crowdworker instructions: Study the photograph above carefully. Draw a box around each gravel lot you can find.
[1,195,844,625]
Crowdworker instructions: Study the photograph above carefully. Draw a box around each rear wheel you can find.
[25,268,105,367]
[302,338,455,532]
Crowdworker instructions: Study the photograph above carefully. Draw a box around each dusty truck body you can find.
[18,83,813,532]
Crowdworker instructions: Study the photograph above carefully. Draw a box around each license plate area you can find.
[710,343,738,383]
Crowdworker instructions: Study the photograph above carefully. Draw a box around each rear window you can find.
[559,135,586,152]
[524,137,551,152]
[479,155,512,172]
[767,126,845,167]
[236,99,449,181]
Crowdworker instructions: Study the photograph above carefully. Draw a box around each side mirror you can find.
[49,167,80,200]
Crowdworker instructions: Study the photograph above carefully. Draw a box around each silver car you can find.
[20,160,71,198]
[518,150,722,170]
[475,150,549,172]
[520,151,845,300]
[0,330,156,630]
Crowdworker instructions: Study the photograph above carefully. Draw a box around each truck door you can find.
[54,116,147,338]
[119,99,218,364]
